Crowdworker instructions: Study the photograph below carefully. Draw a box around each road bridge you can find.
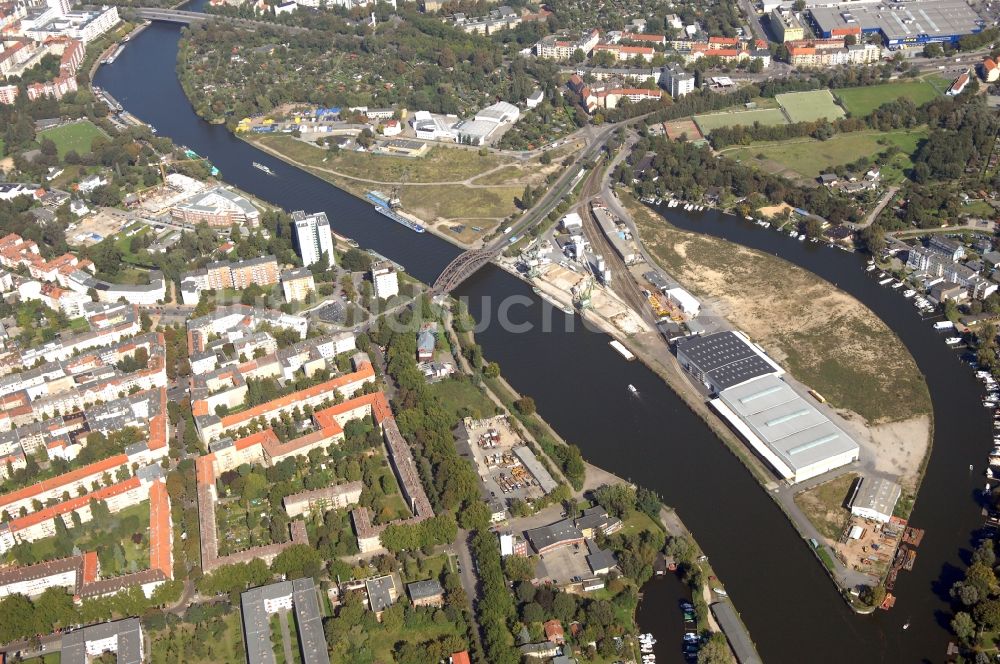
[134,7,309,32]
[431,123,622,293]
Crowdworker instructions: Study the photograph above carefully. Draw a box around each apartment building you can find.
[281,267,315,303]
[283,481,363,517]
[371,261,399,299]
[179,256,280,305]
[292,210,334,269]
[171,186,260,227]
[535,29,600,59]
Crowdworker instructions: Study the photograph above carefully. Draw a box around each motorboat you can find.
[628,384,638,396]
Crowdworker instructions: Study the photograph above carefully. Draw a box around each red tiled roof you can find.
[9,476,139,530]
[0,453,129,510]
[148,480,172,578]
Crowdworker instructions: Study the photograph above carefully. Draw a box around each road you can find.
[845,185,899,230]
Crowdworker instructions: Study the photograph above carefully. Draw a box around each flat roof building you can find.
[61,617,143,664]
[851,476,901,523]
[241,578,330,664]
[711,374,860,483]
[675,330,783,394]
[525,519,584,554]
[808,0,984,47]
[366,574,397,614]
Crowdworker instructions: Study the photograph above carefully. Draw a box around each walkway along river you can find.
[95,16,992,661]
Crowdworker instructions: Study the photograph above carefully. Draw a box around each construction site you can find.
[831,514,924,610]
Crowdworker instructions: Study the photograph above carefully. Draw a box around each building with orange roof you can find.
[593,43,655,63]
[982,57,999,83]
[621,32,666,46]
[594,87,662,110]
[194,359,375,443]
[0,453,129,519]
[450,652,471,664]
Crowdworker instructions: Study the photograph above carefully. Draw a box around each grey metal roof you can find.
[675,331,779,391]
[852,477,901,518]
[809,0,982,41]
[525,519,583,552]
[406,578,444,601]
[716,375,859,473]
[292,578,330,664]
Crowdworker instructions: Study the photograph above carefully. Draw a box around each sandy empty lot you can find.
[629,200,931,431]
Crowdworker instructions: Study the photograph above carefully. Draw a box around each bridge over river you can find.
[134,7,309,32]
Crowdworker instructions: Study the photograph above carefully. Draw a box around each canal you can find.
[95,16,990,662]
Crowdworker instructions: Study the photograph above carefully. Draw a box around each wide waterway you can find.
[96,15,993,661]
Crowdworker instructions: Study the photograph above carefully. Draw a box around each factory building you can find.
[674,330,784,394]
[711,374,860,483]
[808,0,984,47]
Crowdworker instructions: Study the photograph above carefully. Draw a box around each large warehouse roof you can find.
[675,330,782,391]
[809,0,983,43]
[714,374,859,478]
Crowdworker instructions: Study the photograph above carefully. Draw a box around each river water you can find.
[95,16,992,662]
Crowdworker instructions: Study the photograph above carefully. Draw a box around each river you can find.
[94,14,991,662]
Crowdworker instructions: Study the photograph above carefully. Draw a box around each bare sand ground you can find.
[628,199,932,486]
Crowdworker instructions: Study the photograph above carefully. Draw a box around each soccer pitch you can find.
[693,108,789,134]
[775,90,846,123]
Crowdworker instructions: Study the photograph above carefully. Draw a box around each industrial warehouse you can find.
[676,331,860,483]
[807,0,985,47]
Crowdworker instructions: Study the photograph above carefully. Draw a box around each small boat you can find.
[253,162,275,176]
[903,621,910,630]
[798,234,806,241]
[903,289,915,298]
[628,384,638,396]
[945,337,962,345]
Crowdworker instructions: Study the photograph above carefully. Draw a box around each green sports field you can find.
[834,80,940,117]
[38,120,108,158]
[774,90,846,123]
[693,108,789,133]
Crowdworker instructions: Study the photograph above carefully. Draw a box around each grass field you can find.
[427,376,498,420]
[775,90,846,123]
[39,120,108,158]
[400,184,520,221]
[834,80,940,117]
[254,135,509,183]
[794,473,857,541]
[693,108,788,133]
[727,127,928,181]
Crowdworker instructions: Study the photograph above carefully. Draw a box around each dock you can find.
[710,601,763,664]
[609,340,635,360]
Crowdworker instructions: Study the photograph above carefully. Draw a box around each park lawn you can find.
[109,267,153,286]
[793,473,858,541]
[693,107,788,134]
[253,135,510,183]
[962,199,995,217]
[427,377,498,420]
[114,227,151,263]
[39,120,108,158]
[727,128,928,181]
[150,613,245,664]
[368,621,464,664]
[834,80,940,117]
[401,553,449,584]
[620,509,662,536]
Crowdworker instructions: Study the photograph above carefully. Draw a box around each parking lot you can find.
[534,542,593,585]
